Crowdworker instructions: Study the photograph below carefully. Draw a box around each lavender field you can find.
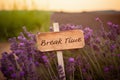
[0,16,120,80]
[0,0,120,80]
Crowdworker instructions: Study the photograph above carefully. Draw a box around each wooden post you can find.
[53,23,66,80]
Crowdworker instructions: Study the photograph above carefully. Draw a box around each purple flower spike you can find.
[57,65,65,80]
[42,55,49,63]
[95,37,100,44]
[8,67,14,71]
[20,71,25,76]
[104,67,109,72]
[107,21,113,26]
[95,17,100,21]
[117,54,120,57]
[11,73,17,78]
[68,57,75,63]
[110,44,116,52]
[19,42,24,47]
[82,68,86,73]
[35,62,40,67]
[93,44,99,51]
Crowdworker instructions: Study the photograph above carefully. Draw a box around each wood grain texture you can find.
[36,30,85,52]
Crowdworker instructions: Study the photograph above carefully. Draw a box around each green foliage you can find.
[0,11,51,41]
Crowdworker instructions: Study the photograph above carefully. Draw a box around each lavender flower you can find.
[95,17,100,21]
[66,57,75,80]
[104,67,109,73]
[57,65,65,80]
[95,37,100,44]
[41,55,49,67]
[82,68,87,73]
[84,27,93,45]
[107,21,113,26]
[110,44,116,52]
[68,57,75,63]
[92,44,100,51]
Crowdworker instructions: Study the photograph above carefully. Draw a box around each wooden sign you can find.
[36,29,85,52]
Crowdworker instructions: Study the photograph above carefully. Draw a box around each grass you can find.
[0,10,51,41]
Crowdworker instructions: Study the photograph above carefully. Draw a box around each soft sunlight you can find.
[0,0,120,12]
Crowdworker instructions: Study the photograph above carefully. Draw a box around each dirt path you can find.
[0,42,10,58]
[0,42,10,79]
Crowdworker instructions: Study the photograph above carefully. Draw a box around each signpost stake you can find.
[53,23,66,80]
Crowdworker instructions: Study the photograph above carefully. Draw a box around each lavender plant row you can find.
[0,18,120,80]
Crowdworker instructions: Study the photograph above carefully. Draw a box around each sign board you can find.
[36,29,85,52]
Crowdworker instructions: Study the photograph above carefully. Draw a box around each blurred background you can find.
[0,0,120,53]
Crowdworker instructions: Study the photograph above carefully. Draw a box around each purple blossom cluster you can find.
[0,27,55,80]
[0,18,120,80]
